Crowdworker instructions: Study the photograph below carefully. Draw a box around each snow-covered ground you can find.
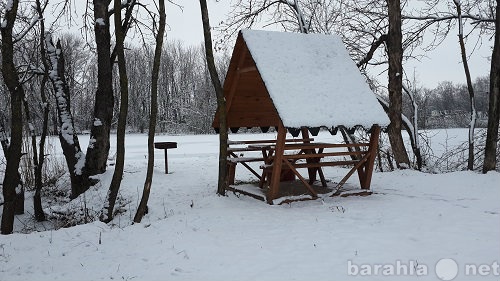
[0,129,499,281]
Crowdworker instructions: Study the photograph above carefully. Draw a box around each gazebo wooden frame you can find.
[213,30,383,204]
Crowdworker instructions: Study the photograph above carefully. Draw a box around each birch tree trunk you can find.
[46,37,89,199]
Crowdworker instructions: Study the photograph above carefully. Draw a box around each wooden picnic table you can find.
[226,138,316,189]
[225,125,381,204]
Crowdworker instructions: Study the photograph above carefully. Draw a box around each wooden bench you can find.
[282,143,370,196]
[226,138,313,185]
[154,141,177,174]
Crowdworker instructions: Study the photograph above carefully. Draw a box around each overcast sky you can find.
[164,1,492,90]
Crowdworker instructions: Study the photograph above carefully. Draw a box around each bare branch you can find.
[357,34,388,69]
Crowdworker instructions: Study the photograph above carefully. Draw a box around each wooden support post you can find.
[227,162,236,185]
[267,124,286,203]
[300,128,318,183]
[360,125,381,189]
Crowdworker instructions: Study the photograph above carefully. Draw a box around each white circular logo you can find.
[435,258,459,280]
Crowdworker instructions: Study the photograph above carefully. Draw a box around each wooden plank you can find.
[243,52,256,66]
[227,157,265,163]
[301,128,317,183]
[276,196,316,205]
[231,99,276,110]
[224,46,248,113]
[227,162,236,185]
[228,152,262,180]
[283,142,370,150]
[231,95,273,104]
[291,160,359,168]
[226,186,266,202]
[283,160,318,198]
[221,36,244,90]
[154,142,177,149]
[317,165,328,187]
[237,66,257,73]
[226,115,280,128]
[281,151,365,160]
[267,124,286,203]
[229,108,277,116]
[228,138,314,145]
[232,86,269,96]
[360,125,381,189]
[227,146,268,152]
[234,75,268,92]
[330,153,370,195]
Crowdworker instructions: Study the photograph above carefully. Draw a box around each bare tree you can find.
[1,0,25,234]
[45,36,91,198]
[199,0,228,196]
[393,0,496,170]
[30,0,52,221]
[134,0,166,223]
[84,0,115,176]
[402,82,423,170]
[385,0,411,168]
[452,0,477,170]
[101,0,135,223]
[484,0,500,173]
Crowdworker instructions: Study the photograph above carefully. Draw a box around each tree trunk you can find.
[376,96,421,169]
[46,38,90,198]
[34,94,49,221]
[454,0,477,171]
[33,0,50,221]
[85,0,114,176]
[1,0,24,234]
[402,85,423,170]
[134,0,166,224]
[386,0,410,169]
[20,96,40,216]
[483,0,500,173]
[1,117,25,216]
[101,0,131,223]
[199,0,228,196]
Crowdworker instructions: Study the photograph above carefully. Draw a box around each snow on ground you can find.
[0,130,499,281]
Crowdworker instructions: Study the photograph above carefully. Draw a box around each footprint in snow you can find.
[171,267,191,276]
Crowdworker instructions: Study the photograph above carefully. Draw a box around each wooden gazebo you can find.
[213,29,390,204]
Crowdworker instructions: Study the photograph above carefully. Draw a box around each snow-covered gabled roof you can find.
[213,29,390,132]
[242,29,389,128]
